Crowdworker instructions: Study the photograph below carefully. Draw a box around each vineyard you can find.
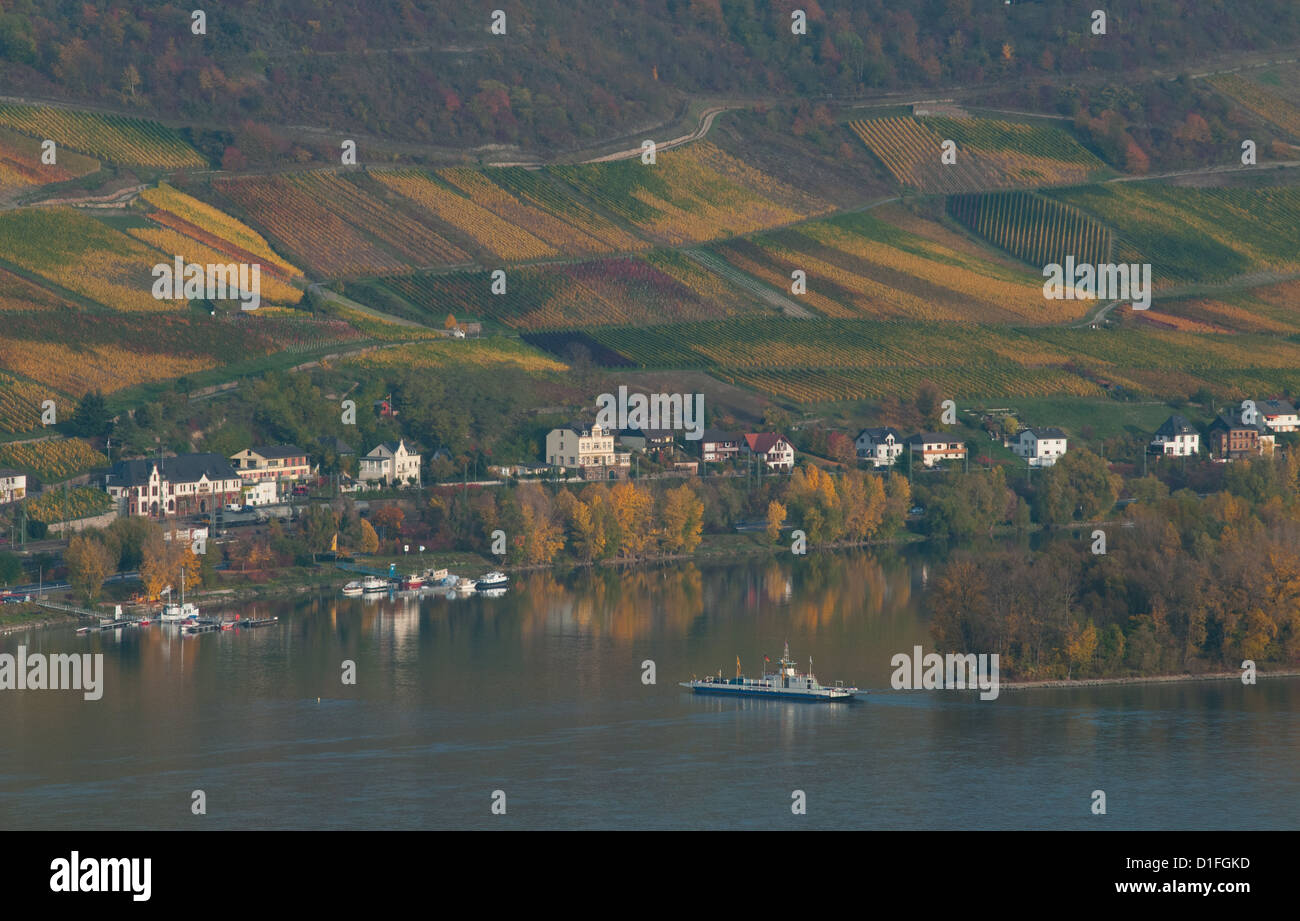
[0,370,66,434]
[523,317,1300,403]
[707,209,1074,323]
[0,208,164,311]
[1152,280,1300,336]
[26,486,113,524]
[487,168,646,252]
[0,439,107,482]
[342,339,567,375]
[549,141,832,245]
[1208,73,1300,138]
[126,225,304,305]
[214,172,469,278]
[1042,184,1300,285]
[374,170,561,262]
[0,127,98,197]
[947,191,1113,268]
[0,104,205,168]
[140,184,301,278]
[347,253,773,330]
[849,116,1106,193]
[0,267,77,311]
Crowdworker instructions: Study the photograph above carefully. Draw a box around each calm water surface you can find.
[1,550,1296,830]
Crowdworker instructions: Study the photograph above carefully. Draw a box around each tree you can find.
[65,533,115,603]
[358,518,379,554]
[300,505,339,554]
[0,551,22,586]
[766,500,787,543]
[609,481,655,558]
[660,484,704,554]
[71,390,111,438]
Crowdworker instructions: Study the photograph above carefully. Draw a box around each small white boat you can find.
[159,572,199,621]
[477,572,509,590]
[361,576,388,593]
[455,578,478,593]
[342,581,364,596]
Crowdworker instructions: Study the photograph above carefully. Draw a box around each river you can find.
[1,550,1296,829]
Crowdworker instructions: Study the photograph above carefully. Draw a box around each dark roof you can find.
[856,427,901,442]
[107,453,240,488]
[701,429,739,444]
[1155,415,1196,437]
[249,444,304,459]
[1258,398,1297,416]
[0,468,24,478]
[1210,410,1267,433]
[331,437,356,455]
[1026,427,1066,439]
[906,432,962,445]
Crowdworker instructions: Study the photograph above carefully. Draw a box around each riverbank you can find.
[1001,669,1300,691]
[0,603,79,635]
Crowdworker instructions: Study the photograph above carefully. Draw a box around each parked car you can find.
[291,485,310,497]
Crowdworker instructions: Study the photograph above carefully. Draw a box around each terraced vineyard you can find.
[26,486,113,524]
[1043,184,1300,286]
[0,439,107,482]
[549,141,832,245]
[140,184,302,278]
[1208,73,1300,138]
[342,339,568,375]
[0,370,67,434]
[707,209,1075,323]
[346,253,773,330]
[0,127,98,196]
[533,317,1300,403]
[849,116,1107,193]
[215,172,469,277]
[947,191,1112,268]
[0,104,205,168]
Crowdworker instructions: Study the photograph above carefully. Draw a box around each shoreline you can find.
[1000,669,1300,691]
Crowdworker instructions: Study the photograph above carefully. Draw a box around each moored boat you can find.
[342,581,364,596]
[361,576,388,593]
[476,571,509,590]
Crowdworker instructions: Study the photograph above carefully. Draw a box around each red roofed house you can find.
[742,433,795,472]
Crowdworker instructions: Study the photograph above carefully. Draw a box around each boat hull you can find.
[681,682,857,701]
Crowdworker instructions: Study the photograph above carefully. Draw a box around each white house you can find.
[742,433,795,472]
[1258,399,1299,433]
[855,427,903,468]
[545,422,630,475]
[241,480,279,506]
[359,440,422,487]
[1151,415,1199,456]
[1012,427,1068,467]
[0,469,26,504]
[906,433,967,468]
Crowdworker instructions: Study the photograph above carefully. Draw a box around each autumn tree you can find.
[358,518,379,554]
[659,484,704,554]
[65,532,115,604]
[765,500,787,543]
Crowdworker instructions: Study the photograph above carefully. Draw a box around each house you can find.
[228,445,313,486]
[1257,399,1299,433]
[1151,415,1199,456]
[358,440,422,487]
[0,469,26,504]
[1011,427,1068,468]
[699,429,741,463]
[906,433,968,468]
[1208,411,1272,461]
[855,427,904,468]
[618,428,676,453]
[240,481,279,507]
[741,433,795,472]
[545,422,631,477]
[106,454,244,518]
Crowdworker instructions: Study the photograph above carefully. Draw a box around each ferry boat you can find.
[476,571,509,590]
[680,643,860,701]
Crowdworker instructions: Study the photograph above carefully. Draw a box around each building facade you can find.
[358,440,422,487]
[106,454,244,518]
[0,469,26,504]
[855,427,903,468]
[1012,427,1068,467]
[1151,415,1199,456]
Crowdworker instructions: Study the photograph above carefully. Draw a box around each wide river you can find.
[1,550,1296,830]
